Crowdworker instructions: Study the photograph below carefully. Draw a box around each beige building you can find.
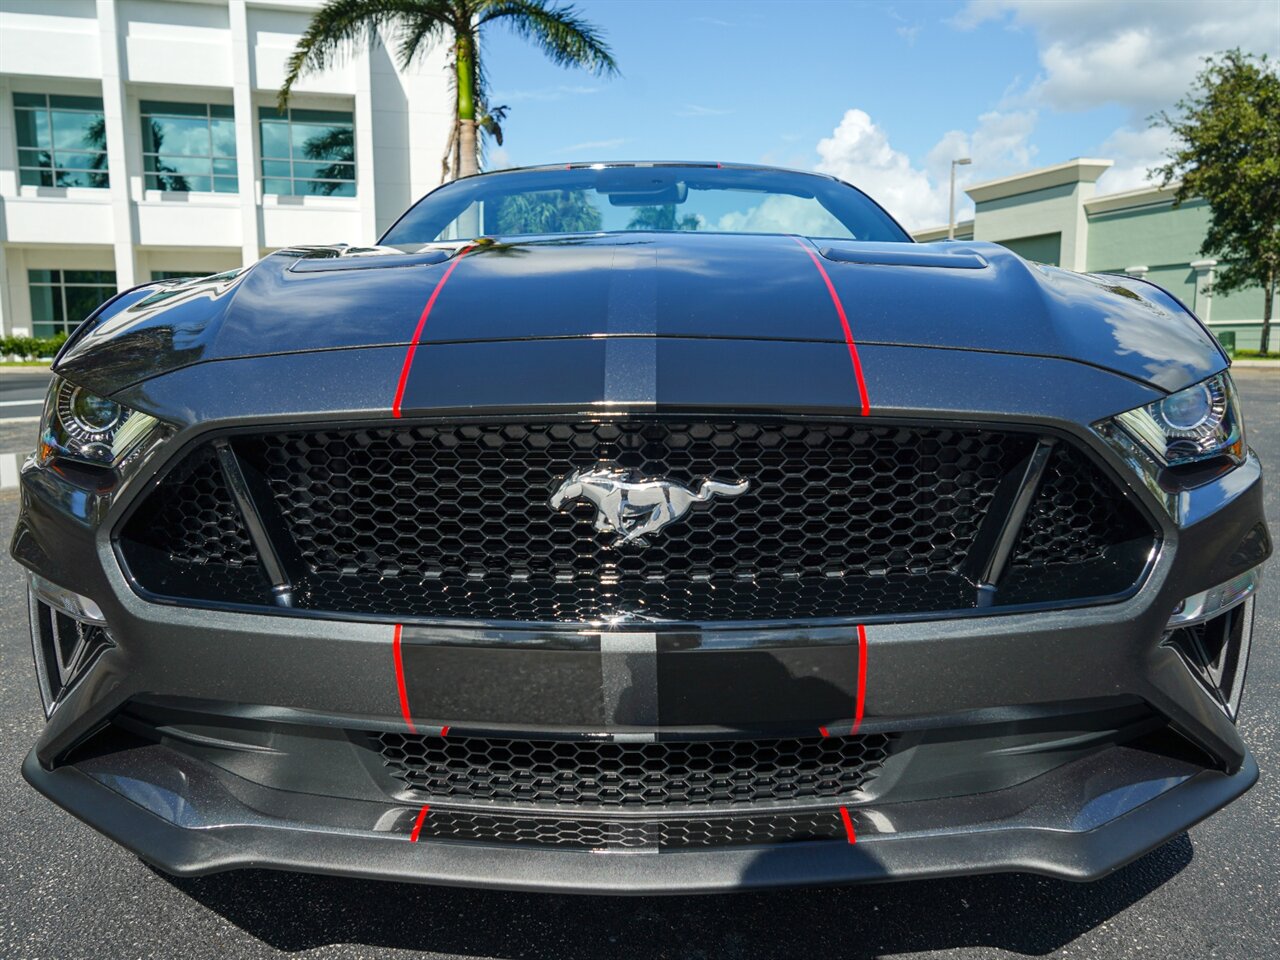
[916,158,1271,351]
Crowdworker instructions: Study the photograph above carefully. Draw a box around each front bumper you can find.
[23,741,1258,893]
[10,357,1271,893]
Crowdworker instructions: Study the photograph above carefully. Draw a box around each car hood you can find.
[57,232,1224,396]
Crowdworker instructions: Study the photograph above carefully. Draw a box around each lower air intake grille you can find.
[411,808,849,849]
[375,731,893,810]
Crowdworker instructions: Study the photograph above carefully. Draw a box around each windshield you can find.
[381,165,910,245]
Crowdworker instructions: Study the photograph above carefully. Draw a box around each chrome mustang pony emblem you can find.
[549,468,750,544]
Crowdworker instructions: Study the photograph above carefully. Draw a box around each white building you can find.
[0,0,454,338]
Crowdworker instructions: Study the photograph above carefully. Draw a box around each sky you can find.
[478,0,1280,230]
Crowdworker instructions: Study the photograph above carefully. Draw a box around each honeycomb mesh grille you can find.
[118,418,1155,621]
[413,808,848,848]
[233,419,1037,620]
[119,446,257,568]
[375,731,893,809]
[1011,443,1148,567]
[240,421,1026,584]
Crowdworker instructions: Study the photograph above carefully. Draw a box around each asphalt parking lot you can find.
[0,370,1275,960]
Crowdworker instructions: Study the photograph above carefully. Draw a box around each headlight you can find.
[1115,372,1245,467]
[39,377,160,469]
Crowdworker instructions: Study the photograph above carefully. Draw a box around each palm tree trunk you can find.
[455,30,479,178]
[458,120,478,177]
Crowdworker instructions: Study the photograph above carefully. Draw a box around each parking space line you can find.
[0,453,18,489]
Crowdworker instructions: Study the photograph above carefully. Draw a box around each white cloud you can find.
[677,104,733,117]
[555,137,627,155]
[814,108,1039,230]
[958,0,1280,116]
[815,110,943,229]
[1094,124,1177,193]
[715,195,851,237]
[483,144,514,171]
[497,85,600,103]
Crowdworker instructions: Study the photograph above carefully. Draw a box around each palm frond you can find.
[393,2,457,71]
[278,0,449,111]
[477,0,619,76]
[478,103,508,146]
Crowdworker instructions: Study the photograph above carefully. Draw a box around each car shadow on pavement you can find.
[163,833,1192,958]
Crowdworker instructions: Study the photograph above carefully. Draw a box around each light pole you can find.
[948,157,971,240]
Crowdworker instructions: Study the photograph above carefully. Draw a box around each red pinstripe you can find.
[392,624,416,734]
[790,236,871,415]
[851,624,868,735]
[391,245,474,417]
[839,805,857,844]
[409,803,431,842]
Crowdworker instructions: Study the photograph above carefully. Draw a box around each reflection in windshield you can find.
[383,165,909,245]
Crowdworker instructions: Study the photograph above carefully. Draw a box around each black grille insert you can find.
[409,807,849,848]
[118,418,1156,622]
[375,730,893,809]
[118,446,267,604]
[1011,442,1150,568]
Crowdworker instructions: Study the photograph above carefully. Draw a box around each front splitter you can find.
[22,746,1257,894]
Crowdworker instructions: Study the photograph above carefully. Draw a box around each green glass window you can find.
[14,93,109,188]
[258,106,355,197]
[28,269,117,337]
[140,101,237,193]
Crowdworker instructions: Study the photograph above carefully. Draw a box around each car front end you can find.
[13,164,1271,893]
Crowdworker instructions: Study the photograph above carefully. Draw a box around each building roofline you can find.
[1084,180,1184,215]
[966,157,1114,203]
[912,220,974,242]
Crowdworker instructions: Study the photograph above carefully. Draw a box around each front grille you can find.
[124,445,257,568]
[375,731,893,810]
[118,417,1156,622]
[411,808,849,849]
[118,446,267,605]
[239,421,1024,585]
[1010,442,1149,567]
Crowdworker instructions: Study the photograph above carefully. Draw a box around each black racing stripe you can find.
[653,338,864,410]
[397,632,605,727]
[655,634,859,727]
[398,338,606,412]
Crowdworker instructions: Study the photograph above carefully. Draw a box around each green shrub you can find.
[1,332,68,361]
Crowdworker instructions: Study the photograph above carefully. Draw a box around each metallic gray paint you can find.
[12,163,1269,891]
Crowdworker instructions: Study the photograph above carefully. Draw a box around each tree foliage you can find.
[1154,49,1280,353]
[279,0,617,181]
[625,205,702,232]
[492,189,601,234]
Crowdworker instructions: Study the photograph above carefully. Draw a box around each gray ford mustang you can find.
[13,163,1270,893]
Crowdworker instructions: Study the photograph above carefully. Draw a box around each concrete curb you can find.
[1231,360,1279,369]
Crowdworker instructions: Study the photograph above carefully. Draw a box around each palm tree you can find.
[493,188,601,234]
[278,0,618,180]
[626,204,701,232]
[301,125,356,195]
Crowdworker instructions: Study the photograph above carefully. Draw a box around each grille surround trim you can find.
[112,413,1162,628]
